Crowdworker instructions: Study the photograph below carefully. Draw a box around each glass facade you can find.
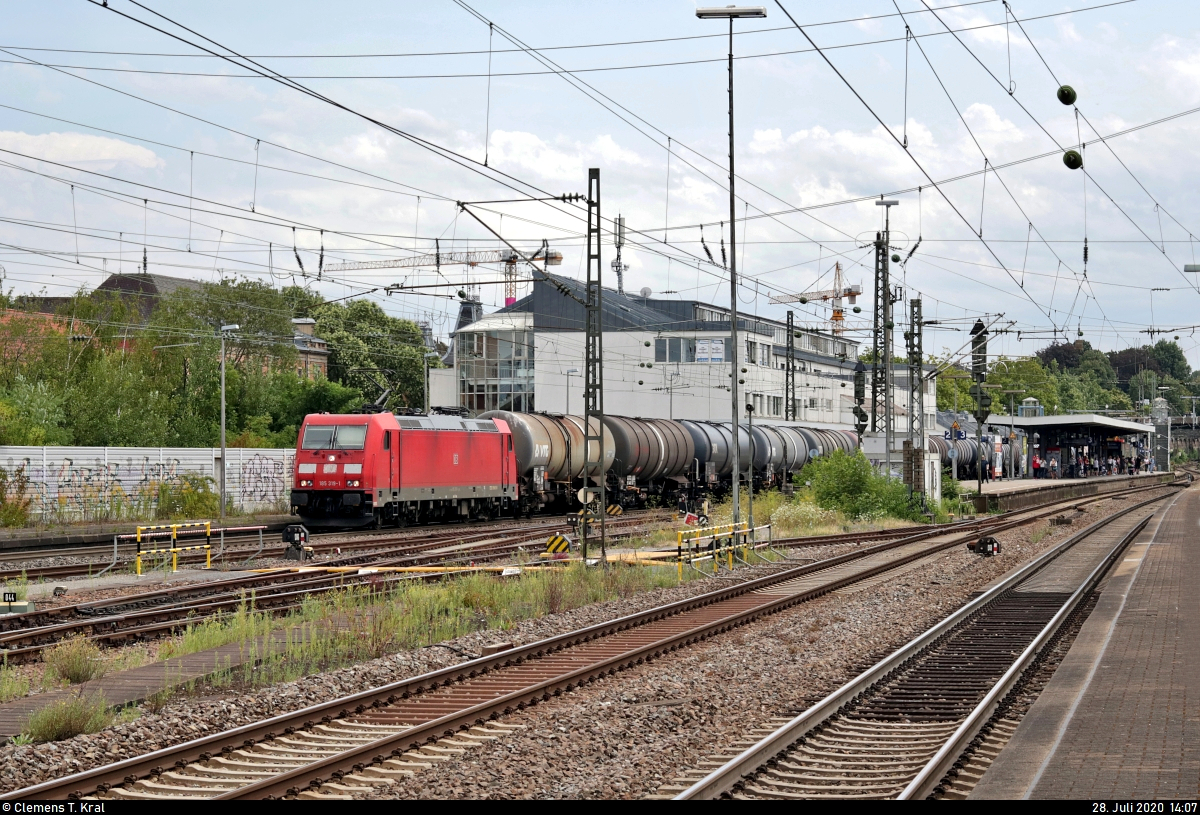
[456,329,536,413]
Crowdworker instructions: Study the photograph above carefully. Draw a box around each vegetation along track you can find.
[1,480,1182,801]
[0,513,672,661]
[0,510,680,583]
[0,511,675,582]
[671,488,1178,800]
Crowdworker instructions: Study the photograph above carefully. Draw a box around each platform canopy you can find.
[981,413,1153,434]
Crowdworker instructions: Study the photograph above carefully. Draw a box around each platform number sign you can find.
[2,592,15,603]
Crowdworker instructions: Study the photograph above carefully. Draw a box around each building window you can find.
[457,329,535,414]
[759,343,769,366]
[696,338,724,363]
[769,395,783,416]
[746,341,757,365]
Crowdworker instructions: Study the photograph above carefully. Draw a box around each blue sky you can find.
[1,0,1198,364]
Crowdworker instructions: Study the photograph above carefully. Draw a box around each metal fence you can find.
[0,446,295,521]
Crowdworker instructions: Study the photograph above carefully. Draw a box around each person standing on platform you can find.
[1050,456,1059,479]
[1032,453,1042,479]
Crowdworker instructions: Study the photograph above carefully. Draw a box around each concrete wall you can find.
[0,446,295,521]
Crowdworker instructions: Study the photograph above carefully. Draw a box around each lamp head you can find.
[696,5,767,18]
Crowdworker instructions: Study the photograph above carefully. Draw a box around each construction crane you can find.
[323,245,563,306]
[769,262,862,336]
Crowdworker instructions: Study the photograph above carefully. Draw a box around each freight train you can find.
[288,409,860,529]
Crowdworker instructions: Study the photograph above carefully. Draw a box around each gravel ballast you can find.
[358,494,1172,799]
[0,491,1170,796]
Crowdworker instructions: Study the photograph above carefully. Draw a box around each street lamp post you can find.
[423,352,440,414]
[565,368,580,415]
[219,324,240,521]
[696,4,766,528]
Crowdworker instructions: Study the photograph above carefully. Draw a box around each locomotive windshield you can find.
[301,423,368,450]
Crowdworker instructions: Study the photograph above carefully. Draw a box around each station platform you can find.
[970,485,1200,799]
[958,471,1177,513]
[957,470,1169,496]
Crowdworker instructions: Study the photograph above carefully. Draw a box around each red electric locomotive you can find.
[289,413,519,528]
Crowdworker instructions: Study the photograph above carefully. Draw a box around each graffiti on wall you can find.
[0,447,294,521]
[238,453,289,506]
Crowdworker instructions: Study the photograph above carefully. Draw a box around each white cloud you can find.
[485,131,646,181]
[749,128,785,154]
[0,131,162,169]
[488,130,581,180]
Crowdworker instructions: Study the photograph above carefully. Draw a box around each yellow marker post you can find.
[205,545,212,569]
[171,548,178,573]
[135,553,142,576]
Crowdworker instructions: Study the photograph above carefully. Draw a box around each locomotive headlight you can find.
[347,480,361,487]
[299,479,313,487]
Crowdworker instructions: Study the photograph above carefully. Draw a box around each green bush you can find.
[799,449,920,521]
[0,658,29,703]
[44,636,106,685]
[22,692,112,742]
[941,467,960,501]
[0,465,31,528]
[155,473,220,520]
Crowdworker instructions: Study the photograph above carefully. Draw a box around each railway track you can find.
[0,511,675,582]
[668,489,1177,800]
[0,513,675,661]
[2,479,1181,801]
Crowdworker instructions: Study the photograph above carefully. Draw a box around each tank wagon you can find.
[481,410,859,514]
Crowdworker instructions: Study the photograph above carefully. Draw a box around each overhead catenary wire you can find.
[0,2,1135,81]
[772,0,1058,331]
[0,0,1171,350]
[915,0,1199,306]
[81,0,732,296]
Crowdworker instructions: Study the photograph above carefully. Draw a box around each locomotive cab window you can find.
[300,425,335,450]
[383,431,391,450]
[302,424,368,450]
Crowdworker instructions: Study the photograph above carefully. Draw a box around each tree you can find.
[312,299,434,409]
[986,357,1060,414]
[1108,347,1161,388]
[1151,340,1190,381]
[1128,369,1159,408]
[1036,340,1090,371]
[0,375,70,445]
[1077,349,1118,390]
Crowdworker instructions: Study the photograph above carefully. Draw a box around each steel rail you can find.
[674,489,1173,800]
[2,481,1180,801]
[896,513,1154,799]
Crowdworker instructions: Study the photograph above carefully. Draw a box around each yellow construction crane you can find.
[769,262,862,335]
[324,246,563,306]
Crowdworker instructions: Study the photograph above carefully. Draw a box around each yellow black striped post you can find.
[544,534,571,554]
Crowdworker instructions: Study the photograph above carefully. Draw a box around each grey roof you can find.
[498,271,811,337]
[96,272,203,299]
